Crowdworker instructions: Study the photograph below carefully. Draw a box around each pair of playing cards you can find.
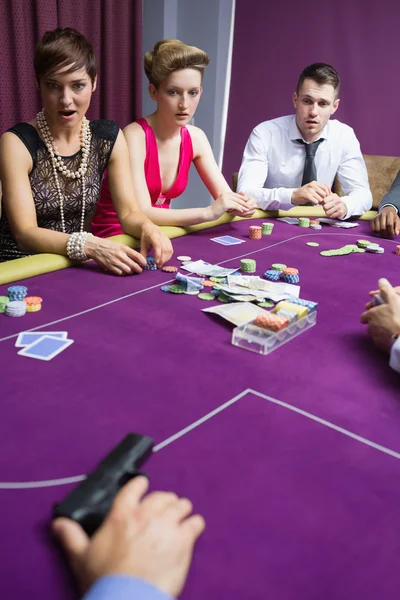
[210,235,245,246]
[15,331,74,361]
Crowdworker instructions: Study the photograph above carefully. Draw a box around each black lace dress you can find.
[0,120,119,262]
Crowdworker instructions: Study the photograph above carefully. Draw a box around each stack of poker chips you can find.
[5,301,27,317]
[144,257,158,270]
[253,311,288,332]
[286,297,318,312]
[240,259,256,273]
[271,263,287,273]
[0,296,10,313]
[365,243,384,254]
[249,225,262,240]
[261,222,274,235]
[273,300,308,320]
[8,285,28,301]
[24,296,43,312]
[281,267,299,284]
[264,269,280,281]
[309,220,322,230]
[298,218,310,228]
[396,245,400,256]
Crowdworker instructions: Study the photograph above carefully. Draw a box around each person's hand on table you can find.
[364,284,400,310]
[360,278,400,351]
[321,193,348,219]
[85,236,147,276]
[140,222,173,268]
[207,191,250,221]
[371,206,400,237]
[291,182,330,206]
[52,476,206,598]
[229,192,258,218]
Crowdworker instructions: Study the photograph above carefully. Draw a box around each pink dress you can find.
[91,118,194,238]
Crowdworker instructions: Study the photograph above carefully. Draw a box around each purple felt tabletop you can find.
[0,218,399,600]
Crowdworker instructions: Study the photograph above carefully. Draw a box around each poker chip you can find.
[201,280,215,287]
[310,224,322,230]
[24,296,43,312]
[168,284,187,294]
[0,296,10,313]
[261,222,274,235]
[275,308,298,323]
[209,276,227,283]
[240,259,256,273]
[8,285,28,301]
[282,267,299,276]
[249,225,262,240]
[298,218,310,228]
[161,265,178,273]
[271,263,286,271]
[177,256,191,262]
[306,242,319,247]
[253,312,288,332]
[286,297,318,312]
[217,293,233,303]
[264,270,280,281]
[5,300,27,317]
[211,289,221,296]
[257,300,274,308]
[198,293,215,300]
[357,239,370,248]
[282,273,300,284]
[161,285,173,292]
[366,245,384,254]
[144,257,157,270]
[184,289,201,295]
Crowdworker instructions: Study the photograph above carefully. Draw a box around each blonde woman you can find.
[92,39,256,237]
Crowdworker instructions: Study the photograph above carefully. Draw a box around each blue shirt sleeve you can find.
[82,575,174,600]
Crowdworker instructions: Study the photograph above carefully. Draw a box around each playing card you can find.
[17,335,74,360]
[15,331,68,348]
[210,236,245,245]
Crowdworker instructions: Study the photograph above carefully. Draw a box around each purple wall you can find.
[223,0,400,179]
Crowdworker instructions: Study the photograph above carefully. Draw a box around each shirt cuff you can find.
[380,203,399,215]
[389,337,400,374]
[82,575,173,600]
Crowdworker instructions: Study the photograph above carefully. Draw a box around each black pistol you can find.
[53,433,154,535]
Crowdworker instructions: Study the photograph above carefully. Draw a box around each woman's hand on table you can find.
[85,236,147,275]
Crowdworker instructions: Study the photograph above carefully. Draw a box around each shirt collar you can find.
[289,115,330,143]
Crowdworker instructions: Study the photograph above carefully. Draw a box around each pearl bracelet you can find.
[66,232,92,261]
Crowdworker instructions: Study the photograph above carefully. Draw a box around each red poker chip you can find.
[161,265,178,273]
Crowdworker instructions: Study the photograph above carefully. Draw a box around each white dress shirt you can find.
[237,115,372,218]
[390,337,400,374]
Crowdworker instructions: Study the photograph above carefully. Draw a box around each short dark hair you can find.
[34,28,97,85]
[296,63,340,98]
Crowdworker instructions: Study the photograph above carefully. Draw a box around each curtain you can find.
[0,0,142,134]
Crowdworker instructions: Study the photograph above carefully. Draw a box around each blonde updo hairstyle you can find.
[144,39,209,88]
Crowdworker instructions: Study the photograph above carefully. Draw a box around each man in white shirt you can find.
[361,278,400,374]
[371,171,400,236]
[237,63,372,219]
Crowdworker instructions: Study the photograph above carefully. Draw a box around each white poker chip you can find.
[177,256,192,262]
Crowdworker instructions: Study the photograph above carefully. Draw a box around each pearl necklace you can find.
[36,109,92,233]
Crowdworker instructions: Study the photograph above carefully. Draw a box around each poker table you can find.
[1,209,400,600]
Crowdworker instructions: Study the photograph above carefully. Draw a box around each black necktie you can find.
[297,139,323,186]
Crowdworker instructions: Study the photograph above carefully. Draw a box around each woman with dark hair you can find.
[0,28,172,273]
[92,39,256,236]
